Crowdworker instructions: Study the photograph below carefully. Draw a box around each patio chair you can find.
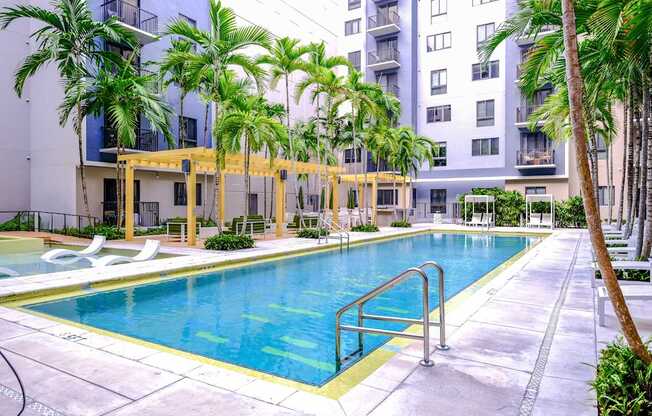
[232,216,267,237]
[41,235,106,261]
[528,213,542,228]
[598,284,652,326]
[591,259,650,288]
[0,267,19,277]
[467,213,483,226]
[541,213,553,228]
[166,222,202,243]
[91,239,160,268]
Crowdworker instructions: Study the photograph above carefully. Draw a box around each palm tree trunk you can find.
[636,82,649,259]
[561,0,652,364]
[75,104,91,218]
[179,91,186,147]
[315,95,323,223]
[641,86,652,257]
[263,146,268,220]
[116,146,123,228]
[616,99,629,230]
[607,143,613,224]
[352,108,361,225]
[285,74,304,227]
[625,92,636,235]
[242,137,250,236]
[363,148,369,224]
[629,110,640,238]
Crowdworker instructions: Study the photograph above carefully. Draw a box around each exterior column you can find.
[275,172,286,237]
[187,160,197,246]
[371,178,378,224]
[218,171,225,228]
[331,176,339,227]
[125,161,135,241]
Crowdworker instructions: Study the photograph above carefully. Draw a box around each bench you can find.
[598,285,652,326]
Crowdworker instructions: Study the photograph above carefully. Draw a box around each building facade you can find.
[339,0,623,221]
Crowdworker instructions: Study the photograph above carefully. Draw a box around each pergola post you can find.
[125,161,135,241]
[275,171,285,237]
[187,160,197,246]
[358,182,364,212]
[218,171,225,228]
[371,178,378,224]
[331,176,339,227]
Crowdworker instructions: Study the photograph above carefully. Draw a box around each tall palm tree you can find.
[297,42,350,219]
[160,39,199,148]
[258,37,311,223]
[64,56,174,226]
[166,0,270,231]
[0,0,135,217]
[218,95,286,234]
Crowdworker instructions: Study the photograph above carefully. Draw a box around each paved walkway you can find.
[0,229,635,415]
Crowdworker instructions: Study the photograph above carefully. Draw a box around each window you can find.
[598,186,615,206]
[430,189,447,214]
[476,99,495,126]
[377,189,399,206]
[348,51,361,71]
[432,142,447,167]
[472,137,499,156]
[472,61,499,80]
[345,19,361,35]
[348,0,361,10]
[427,105,451,123]
[473,0,498,5]
[596,135,608,160]
[179,116,197,148]
[430,69,447,95]
[431,0,447,18]
[174,182,202,206]
[477,23,495,48]
[525,186,547,195]
[426,32,451,52]
[344,148,362,163]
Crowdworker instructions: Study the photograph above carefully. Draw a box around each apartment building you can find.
[340,0,623,221]
[0,0,339,225]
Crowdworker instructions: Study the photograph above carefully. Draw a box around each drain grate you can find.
[1,383,66,416]
[59,333,86,342]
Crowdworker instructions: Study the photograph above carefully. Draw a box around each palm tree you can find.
[160,39,199,148]
[258,37,311,223]
[166,0,270,231]
[65,56,174,226]
[218,95,286,234]
[0,0,135,217]
[296,42,350,219]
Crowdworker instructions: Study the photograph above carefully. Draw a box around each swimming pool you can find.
[25,233,535,386]
[0,246,175,278]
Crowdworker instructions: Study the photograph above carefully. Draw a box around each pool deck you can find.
[0,226,643,415]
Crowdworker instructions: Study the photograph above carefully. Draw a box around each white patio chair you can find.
[41,235,106,262]
[91,239,160,268]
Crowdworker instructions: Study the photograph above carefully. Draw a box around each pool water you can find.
[0,246,174,278]
[26,233,535,385]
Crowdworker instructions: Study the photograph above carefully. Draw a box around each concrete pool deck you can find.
[0,227,636,415]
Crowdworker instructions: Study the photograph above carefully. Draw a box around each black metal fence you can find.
[102,0,158,35]
[103,128,159,152]
[0,211,99,232]
[102,201,160,227]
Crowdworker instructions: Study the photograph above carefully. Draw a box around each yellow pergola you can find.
[339,172,412,224]
[119,147,344,245]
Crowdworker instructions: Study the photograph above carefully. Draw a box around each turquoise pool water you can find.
[26,233,535,385]
[0,246,174,278]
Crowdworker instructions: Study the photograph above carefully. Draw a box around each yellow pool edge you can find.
[2,230,546,400]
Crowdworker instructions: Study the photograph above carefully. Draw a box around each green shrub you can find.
[204,234,254,251]
[165,217,216,227]
[593,338,652,415]
[297,228,329,239]
[351,224,380,232]
[459,188,525,227]
[0,214,34,231]
[555,196,587,228]
[390,220,412,228]
[595,269,650,283]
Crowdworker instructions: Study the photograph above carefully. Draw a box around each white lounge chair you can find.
[467,213,483,226]
[481,213,494,227]
[591,260,650,287]
[598,285,652,326]
[0,267,19,277]
[528,213,542,227]
[541,213,553,228]
[41,235,106,262]
[91,240,160,268]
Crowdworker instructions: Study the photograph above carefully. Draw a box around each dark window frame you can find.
[525,186,547,195]
[432,141,447,167]
[471,137,499,156]
[427,105,452,123]
[476,99,495,127]
[174,182,202,206]
[472,60,500,81]
[348,50,361,71]
[345,19,361,36]
[344,148,362,163]
[430,68,447,95]
[430,189,447,214]
[426,32,451,52]
[431,0,447,18]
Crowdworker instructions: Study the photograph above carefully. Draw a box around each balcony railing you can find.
[368,48,400,66]
[383,84,400,97]
[103,128,159,152]
[516,105,543,123]
[516,150,555,166]
[102,0,158,36]
[368,11,400,29]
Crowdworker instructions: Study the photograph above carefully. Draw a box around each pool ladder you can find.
[317,215,350,252]
[335,261,449,370]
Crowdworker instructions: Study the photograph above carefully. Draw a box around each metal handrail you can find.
[318,214,350,251]
[0,210,99,232]
[335,261,448,370]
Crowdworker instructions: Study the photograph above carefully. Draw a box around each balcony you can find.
[367,11,400,37]
[516,24,558,45]
[382,84,400,97]
[101,127,159,153]
[102,0,159,44]
[516,105,544,128]
[368,48,400,71]
[515,150,556,170]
